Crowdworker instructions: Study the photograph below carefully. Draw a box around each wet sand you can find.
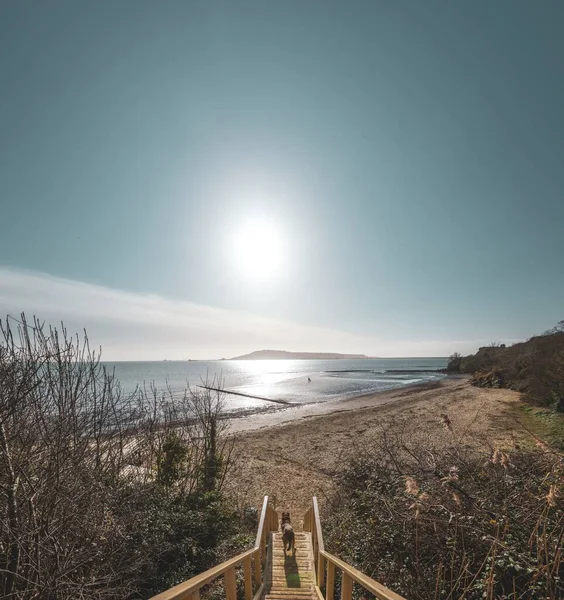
[228,379,448,434]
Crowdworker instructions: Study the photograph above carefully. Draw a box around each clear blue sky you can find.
[1,1,563,358]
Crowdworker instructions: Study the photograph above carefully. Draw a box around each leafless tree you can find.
[0,314,235,599]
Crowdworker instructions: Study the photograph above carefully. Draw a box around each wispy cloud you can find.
[0,268,510,360]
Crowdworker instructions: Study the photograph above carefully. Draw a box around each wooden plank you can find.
[225,568,237,600]
[322,552,406,600]
[254,548,262,587]
[315,585,325,600]
[243,555,252,600]
[313,497,325,553]
[189,591,199,600]
[251,583,264,600]
[326,560,335,600]
[254,496,270,549]
[317,553,325,589]
[341,573,353,600]
[261,531,266,570]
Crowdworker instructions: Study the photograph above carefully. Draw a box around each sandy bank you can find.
[227,379,449,434]
[225,377,524,518]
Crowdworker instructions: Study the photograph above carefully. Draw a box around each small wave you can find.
[383,369,444,374]
[324,369,377,373]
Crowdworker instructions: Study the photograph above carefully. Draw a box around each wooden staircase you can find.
[265,532,316,600]
[151,496,405,600]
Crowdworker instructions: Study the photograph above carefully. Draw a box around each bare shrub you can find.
[447,352,462,373]
[544,320,564,336]
[132,378,235,495]
[0,314,242,599]
[323,416,564,600]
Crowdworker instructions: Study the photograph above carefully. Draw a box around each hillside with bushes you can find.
[320,324,564,600]
[447,322,564,410]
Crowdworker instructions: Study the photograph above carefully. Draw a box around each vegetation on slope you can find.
[322,416,564,600]
[447,321,564,411]
[323,325,564,599]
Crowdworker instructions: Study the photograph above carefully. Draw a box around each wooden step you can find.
[265,596,316,600]
[265,597,315,600]
[268,580,313,584]
[269,567,313,573]
[266,589,314,592]
[264,590,314,600]
[272,557,311,563]
[267,580,314,584]
[271,569,312,576]
[266,591,314,595]
[265,592,315,596]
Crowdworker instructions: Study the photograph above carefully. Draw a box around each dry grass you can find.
[322,413,564,599]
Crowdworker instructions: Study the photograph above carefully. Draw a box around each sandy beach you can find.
[226,377,525,518]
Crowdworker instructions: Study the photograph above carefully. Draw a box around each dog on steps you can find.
[280,511,295,553]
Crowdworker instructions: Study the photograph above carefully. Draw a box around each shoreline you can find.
[227,376,454,434]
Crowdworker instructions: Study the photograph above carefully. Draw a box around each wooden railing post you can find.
[341,572,353,600]
[225,568,237,600]
[311,497,325,589]
[189,591,200,600]
[317,553,325,589]
[254,548,262,587]
[243,555,252,600]
[326,561,335,600]
[313,536,318,579]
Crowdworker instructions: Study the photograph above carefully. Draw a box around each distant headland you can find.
[230,349,372,360]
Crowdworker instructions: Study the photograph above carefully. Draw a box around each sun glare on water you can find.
[233,217,284,280]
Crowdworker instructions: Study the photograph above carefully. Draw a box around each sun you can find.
[233,217,284,280]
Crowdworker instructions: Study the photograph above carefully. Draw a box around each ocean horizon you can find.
[104,357,449,414]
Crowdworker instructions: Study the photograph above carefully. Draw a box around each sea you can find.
[104,358,448,415]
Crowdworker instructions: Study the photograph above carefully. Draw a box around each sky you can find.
[1,1,563,360]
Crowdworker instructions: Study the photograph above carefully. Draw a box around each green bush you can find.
[115,485,249,598]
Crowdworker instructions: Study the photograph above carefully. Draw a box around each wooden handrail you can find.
[151,496,278,600]
[151,548,256,600]
[312,497,324,553]
[307,496,406,600]
[320,551,405,600]
[254,496,270,549]
[312,497,325,587]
